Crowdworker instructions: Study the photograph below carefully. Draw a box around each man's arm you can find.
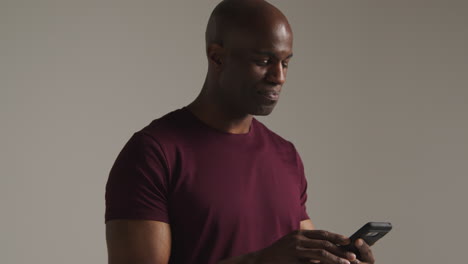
[218,219,317,264]
[106,219,171,264]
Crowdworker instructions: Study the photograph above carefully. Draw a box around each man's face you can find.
[217,22,293,116]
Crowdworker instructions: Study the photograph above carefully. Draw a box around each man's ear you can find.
[207,43,224,70]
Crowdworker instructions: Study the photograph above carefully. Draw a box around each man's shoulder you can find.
[132,107,190,144]
[141,107,186,131]
[253,118,296,151]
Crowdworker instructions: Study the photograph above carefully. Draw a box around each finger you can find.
[300,239,356,261]
[297,256,321,264]
[301,230,350,246]
[299,248,351,264]
[355,239,375,263]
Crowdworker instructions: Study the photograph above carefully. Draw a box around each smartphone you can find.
[341,222,392,260]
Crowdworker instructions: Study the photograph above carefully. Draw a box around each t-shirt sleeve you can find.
[295,147,310,221]
[105,131,170,224]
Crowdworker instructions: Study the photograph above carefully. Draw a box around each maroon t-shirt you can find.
[105,107,310,264]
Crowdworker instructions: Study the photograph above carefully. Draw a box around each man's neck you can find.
[186,100,253,135]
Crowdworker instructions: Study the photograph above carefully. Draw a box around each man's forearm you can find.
[218,251,260,264]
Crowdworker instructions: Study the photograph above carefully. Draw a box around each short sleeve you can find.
[105,132,170,223]
[295,147,310,221]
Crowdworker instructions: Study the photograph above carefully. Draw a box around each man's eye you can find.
[282,62,289,68]
[255,59,270,66]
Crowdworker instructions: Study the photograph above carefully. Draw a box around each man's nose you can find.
[266,62,286,85]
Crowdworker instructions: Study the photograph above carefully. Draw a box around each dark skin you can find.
[187,0,291,134]
[187,1,376,263]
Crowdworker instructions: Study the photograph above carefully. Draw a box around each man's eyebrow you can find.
[253,50,293,60]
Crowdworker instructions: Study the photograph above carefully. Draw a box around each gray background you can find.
[1,0,467,263]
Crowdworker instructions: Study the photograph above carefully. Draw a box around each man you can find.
[105,0,376,263]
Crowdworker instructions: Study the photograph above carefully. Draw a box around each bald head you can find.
[197,0,293,117]
[205,0,292,50]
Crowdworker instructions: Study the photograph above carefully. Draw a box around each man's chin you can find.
[250,104,276,116]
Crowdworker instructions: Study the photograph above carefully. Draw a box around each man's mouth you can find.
[257,90,280,101]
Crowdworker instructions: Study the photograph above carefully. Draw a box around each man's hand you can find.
[254,229,358,264]
[349,239,375,264]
